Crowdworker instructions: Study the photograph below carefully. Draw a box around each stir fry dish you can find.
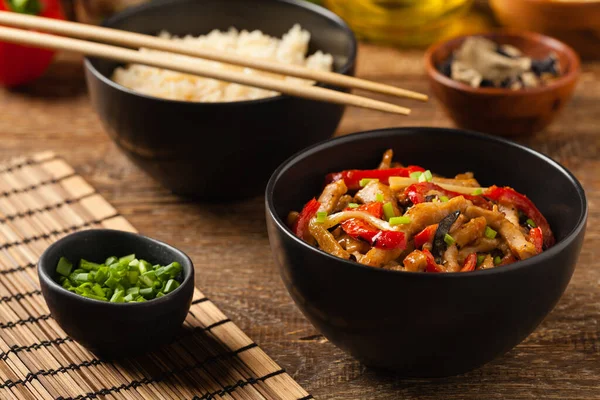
[288,150,555,272]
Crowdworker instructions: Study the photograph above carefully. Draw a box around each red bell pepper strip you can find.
[0,0,65,87]
[484,186,555,248]
[529,227,543,254]
[460,253,477,272]
[345,202,383,219]
[326,166,425,190]
[292,198,320,241]
[340,219,406,250]
[404,182,490,208]
[413,224,438,249]
[423,249,445,273]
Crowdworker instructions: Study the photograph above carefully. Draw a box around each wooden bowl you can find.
[490,0,600,60]
[425,31,580,136]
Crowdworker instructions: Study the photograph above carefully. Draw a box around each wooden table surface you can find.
[1,43,599,399]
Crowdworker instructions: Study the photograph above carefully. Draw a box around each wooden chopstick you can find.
[0,10,428,102]
[0,26,410,115]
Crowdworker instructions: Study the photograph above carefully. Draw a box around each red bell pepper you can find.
[345,202,383,219]
[340,219,406,250]
[326,166,425,191]
[292,198,320,241]
[404,182,490,208]
[499,254,517,266]
[529,227,543,254]
[422,249,444,273]
[0,0,65,87]
[484,186,555,248]
[413,224,438,249]
[460,253,477,272]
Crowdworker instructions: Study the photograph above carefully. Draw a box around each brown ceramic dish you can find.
[490,0,600,60]
[425,31,580,136]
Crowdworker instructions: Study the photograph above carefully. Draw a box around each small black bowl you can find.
[84,0,357,200]
[265,127,587,376]
[38,229,195,358]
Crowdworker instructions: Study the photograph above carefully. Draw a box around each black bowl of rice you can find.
[84,0,357,200]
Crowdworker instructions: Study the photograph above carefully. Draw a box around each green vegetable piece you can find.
[472,188,483,195]
[134,296,147,302]
[118,254,136,265]
[104,277,119,289]
[409,171,422,180]
[423,170,433,182]
[80,259,101,271]
[359,178,378,187]
[348,203,359,208]
[126,287,140,296]
[476,254,485,266]
[92,284,105,297]
[164,279,180,294]
[444,233,455,246]
[375,193,384,202]
[440,196,450,203]
[94,267,108,284]
[74,273,90,283]
[494,256,502,265]
[316,211,327,223]
[526,218,537,228]
[56,257,73,277]
[105,256,118,266]
[139,271,156,287]
[128,270,139,285]
[123,293,135,302]
[110,289,125,303]
[389,216,411,226]
[156,292,165,298]
[128,259,140,267]
[138,261,148,275]
[139,287,155,298]
[383,202,395,221]
[484,226,497,239]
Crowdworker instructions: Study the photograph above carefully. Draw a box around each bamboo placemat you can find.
[0,152,312,400]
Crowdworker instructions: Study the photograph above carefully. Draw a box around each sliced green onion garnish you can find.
[359,178,378,187]
[316,211,328,223]
[110,289,124,303]
[105,256,117,266]
[444,233,455,246]
[164,279,180,294]
[440,196,449,203]
[526,218,537,228]
[494,256,502,265]
[118,254,136,265]
[383,202,395,220]
[80,259,100,271]
[389,216,411,225]
[348,203,359,208]
[409,171,422,180]
[484,226,497,239]
[476,254,485,266]
[472,188,483,195]
[56,257,73,277]
[376,193,384,202]
[423,170,433,182]
[418,173,427,183]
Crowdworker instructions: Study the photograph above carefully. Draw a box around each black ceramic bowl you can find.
[266,127,587,376]
[38,229,195,358]
[84,0,356,200]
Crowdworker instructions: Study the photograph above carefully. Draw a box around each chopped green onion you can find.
[128,270,139,285]
[316,211,328,223]
[409,171,422,180]
[526,218,537,228]
[440,196,449,203]
[123,293,135,302]
[56,257,73,277]
[484,226,497,239]
[119,254,136,265]
[359,178,378,187]
[80,259,100,271]
[156,292,165,298]
[472,188,483,195]
[476,254,485,266]
[126,287,140,296]
[383,202,395,220]
[375,193,384,202]
[105,256,117,266]
[139,287,155,298]
[389,216,411,225]
[74,273,90,283]
[164,279,180,294]
[494,256,502,265]
[444,234,455,246]
[423,170,433,182]
[418,173,427,183]
[348,203,359,208]
[110,289,124,303]
[92,284,105,298]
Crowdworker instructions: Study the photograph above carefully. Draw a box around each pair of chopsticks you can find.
[0,11,427,114]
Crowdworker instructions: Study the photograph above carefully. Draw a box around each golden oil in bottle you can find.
[324,0,474,47]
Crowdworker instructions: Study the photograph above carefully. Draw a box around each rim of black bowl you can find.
[265,127,588,278]
[83,0,358,106]
[38,229,194,306]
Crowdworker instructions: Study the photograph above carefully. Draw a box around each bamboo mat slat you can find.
[0,152,312,400]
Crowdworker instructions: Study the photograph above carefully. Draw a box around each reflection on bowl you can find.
[266,127,587,376]
[84,0,356,200]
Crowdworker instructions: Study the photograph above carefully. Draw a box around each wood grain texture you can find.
[0,43,598,399]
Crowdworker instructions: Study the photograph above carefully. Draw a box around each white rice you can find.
[112,24,334,102]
